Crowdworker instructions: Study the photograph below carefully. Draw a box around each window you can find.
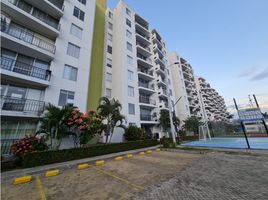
[108,11,113,18]
[128,86,134,97]
[73,7,85,21]
[108,22,113,30]
[58,90,75,106]
[70,24,83,39]
[107,58,112,68]
[126,30,132,39]
[108,33,112,42]
[128,103,135,115]
[126,19,131,27]
[78,0,86,5]
[126,8,131,16]
[67,43,80,58]
[106,72,112,82]
[127,70,133,80]
[63,65,78,81]
[106,88,111,98]
[127,42,132,52]
[107,45,112,54]
[127,55,133,65]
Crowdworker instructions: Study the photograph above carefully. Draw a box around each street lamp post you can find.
[164,62,180,144]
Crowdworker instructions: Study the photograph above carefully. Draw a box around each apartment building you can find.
[103,0,176,142]
[1,0,96,147]
[168,52,202,125]
[195,76,228,122]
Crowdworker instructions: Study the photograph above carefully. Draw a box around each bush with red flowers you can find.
[66,108,105,145]
[11,135,48,158]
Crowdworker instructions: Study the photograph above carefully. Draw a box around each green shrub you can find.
[124,125,146,141]
[180,135,198,141]
[160,137,178,148]
[22,140,158,168]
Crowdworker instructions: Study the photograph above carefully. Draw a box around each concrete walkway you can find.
[1,145,160,183]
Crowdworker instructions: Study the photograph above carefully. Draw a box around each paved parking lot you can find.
[1,151,202,200]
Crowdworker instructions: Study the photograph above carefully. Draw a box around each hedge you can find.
[22,139,159,168]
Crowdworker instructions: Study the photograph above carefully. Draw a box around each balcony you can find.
[155,64,166,76]
[24,0,64,18]
[1,96,45,117]
[2,0,60,38]
[137,55,153,68]
[140,114,157,123]
[1,56,51,87]
[138,81,155,94]
[139,96,157,108]
[159,101,169,110]
[158,88,168,98]
[156,75,166,87]
[135,31,151,46]
[136,42,152,57]
[137,68,154,81]
[154,53,166,68]
[152,34,163,49]
[1,22,55,61]
[152,43,165,58]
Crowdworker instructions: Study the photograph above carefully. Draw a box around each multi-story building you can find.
[195,76,228,122]
[168,52,202,125]
[1,0,96,151]
[102,0,176,142]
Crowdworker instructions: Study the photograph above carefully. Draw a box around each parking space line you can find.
[92,166,144,191]
[36,176,46,200]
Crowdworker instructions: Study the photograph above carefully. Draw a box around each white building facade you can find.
[1,0,96,147]
[102,1,176,142]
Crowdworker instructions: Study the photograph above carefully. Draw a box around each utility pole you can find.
[253,94,268,136]
[233,98,250,149]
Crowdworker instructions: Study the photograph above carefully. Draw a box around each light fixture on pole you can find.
[165,62,180,144]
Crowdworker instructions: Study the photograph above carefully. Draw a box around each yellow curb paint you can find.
[126,154,133,158]
[93,166,144,191]
[156,148,161,152]
[115,156,123,161]
[36,176,46,200]
[146,150,152,154]
[13,176,32,185]
[45,170,60,177]
[95,160,105,166]
[78,163,89,170]
[139,152,145,155]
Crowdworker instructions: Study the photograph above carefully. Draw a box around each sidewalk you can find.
[1,145,160,183]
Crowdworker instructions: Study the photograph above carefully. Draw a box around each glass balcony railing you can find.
[139,96,156,105]
[1,22,56,54]
[138,82,154,90]
[140,114,154,121]
[47,0,64,11]
[1,56,51,81]
[1,95,45,115]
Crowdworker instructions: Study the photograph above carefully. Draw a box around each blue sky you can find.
[108,0,268,111]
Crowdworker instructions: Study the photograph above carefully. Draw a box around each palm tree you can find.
[37,103,72,149]
[97,97,125,143]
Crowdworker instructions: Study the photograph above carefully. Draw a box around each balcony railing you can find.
[1,96,45,115]
[139,96,156,105]
[47,0,64,11]
[137,54,152,64]
[136,31,150,41]
[136,42,151,52]
[9,0,60,30]
[1,139,19,154]
[1,56,51,81]
[138,82,154,90]
[138,68,153,76]
[1,22,56,54]
[140,114,154,121]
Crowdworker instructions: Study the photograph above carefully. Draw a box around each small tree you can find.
[183,116,201,135]
[159,110,171,131]
[97,97,125,143]
[38,104,72,149]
